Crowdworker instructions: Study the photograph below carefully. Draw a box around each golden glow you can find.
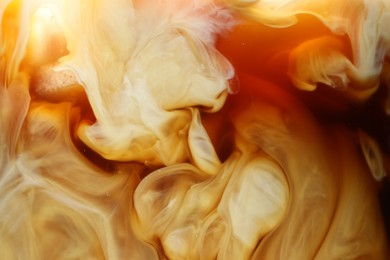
[26,6,65,66]
[0,0,389,259]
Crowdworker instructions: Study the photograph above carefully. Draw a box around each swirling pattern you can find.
[0,0,389,259]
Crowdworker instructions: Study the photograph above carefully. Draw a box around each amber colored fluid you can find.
[212,15,390,239]
[201,72,301,161]
[217,15,334,84]
[203,15,336,160]
[216,14,356,114]
[215,13,390,149]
